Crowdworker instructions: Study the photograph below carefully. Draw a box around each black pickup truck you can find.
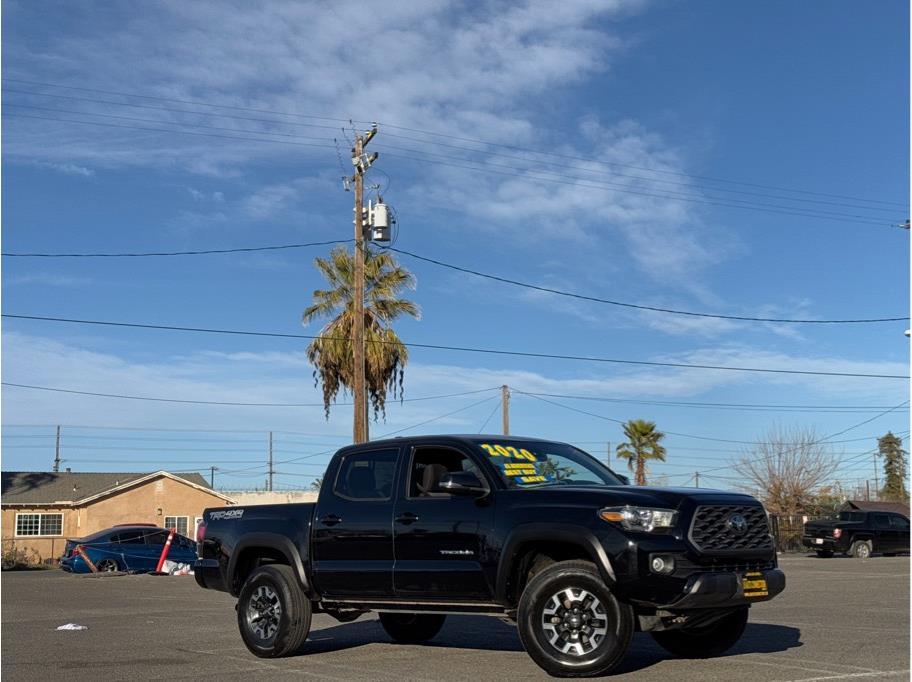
[195,435,785,677]
[802,510,910,558]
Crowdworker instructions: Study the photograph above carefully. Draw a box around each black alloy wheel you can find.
[237,564,312,658]
[517,560,634,678]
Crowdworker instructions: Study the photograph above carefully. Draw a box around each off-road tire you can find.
[378,613,446,643]
[815,550,833,558]
[850,540,872,559]
[237,564,311,658]
[651,606,749,658]
[517,560,634,678]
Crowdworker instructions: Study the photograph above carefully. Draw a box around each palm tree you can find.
[616,419,667,486]
[303,245,420,420]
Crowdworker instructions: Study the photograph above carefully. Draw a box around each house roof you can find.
[1,470,233,505]
[841,500,910,516]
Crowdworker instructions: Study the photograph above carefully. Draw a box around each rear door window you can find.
[110,530,146,544]
[145,530,171,546]
[873,514,891,529]
[333,450,398,500]
[890,516,910,530]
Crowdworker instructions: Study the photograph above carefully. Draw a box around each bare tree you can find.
[732,426,841,515]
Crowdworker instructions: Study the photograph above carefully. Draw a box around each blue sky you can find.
[2,0,909,492]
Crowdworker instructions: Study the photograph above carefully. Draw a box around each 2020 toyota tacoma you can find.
[195,435,785,677]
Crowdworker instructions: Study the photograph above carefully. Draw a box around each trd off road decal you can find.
[210,509,245,520]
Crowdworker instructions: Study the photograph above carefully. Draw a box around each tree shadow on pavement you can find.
[298,616,801,671]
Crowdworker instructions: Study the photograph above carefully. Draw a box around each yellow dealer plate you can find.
[742,571,768,598]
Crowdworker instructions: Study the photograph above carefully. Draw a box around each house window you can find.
[164,516,189,537]
[15,512,63,537]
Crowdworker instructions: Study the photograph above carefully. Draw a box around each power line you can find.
[1,239,350,258]
[6,86,899,214]
[389,248,908,324]
[3,108,899,227]
[515,390,909,446]
[514,392,902,413]
[7,238,903,325]
[0,382,498,407]
[4,314,908,379]
[6,233,899,324]
[3,112,337,153]
[6,77,904,208]
[695,402,909,475]
[374,396,499,439]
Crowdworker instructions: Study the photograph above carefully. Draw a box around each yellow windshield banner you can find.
[479,443,537,461]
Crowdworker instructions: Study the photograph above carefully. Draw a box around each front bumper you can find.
[658,568,786,609]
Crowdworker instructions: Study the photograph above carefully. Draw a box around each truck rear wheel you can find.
[378,613,446,643]
[850,540,872,559]
[237,564,311,658]
[651,606,748,658]
[517,560,633,678]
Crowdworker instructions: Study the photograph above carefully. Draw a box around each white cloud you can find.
[4,273,92,287]
[3,331,905,433]
[43,162,95,177]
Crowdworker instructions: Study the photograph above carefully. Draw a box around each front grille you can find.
[676,556,776,575]
[689,505,773,553]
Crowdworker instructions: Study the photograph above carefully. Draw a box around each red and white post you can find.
[154,528,176,573]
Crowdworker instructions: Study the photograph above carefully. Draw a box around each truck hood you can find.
[520,484,760,510]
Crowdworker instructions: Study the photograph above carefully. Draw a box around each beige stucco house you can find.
[1,470,234,563]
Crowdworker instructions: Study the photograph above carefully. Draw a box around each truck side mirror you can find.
[438,471,487,496]
[617,474,631,486]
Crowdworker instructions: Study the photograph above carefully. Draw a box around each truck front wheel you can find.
[378,613,446,643]
[651,606,748,658]
[517,560,634,678]
[237,564,312,658]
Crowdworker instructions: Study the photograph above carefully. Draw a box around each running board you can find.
[318,598,508,616]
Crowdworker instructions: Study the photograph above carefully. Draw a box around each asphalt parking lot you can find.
[2,555,908,681]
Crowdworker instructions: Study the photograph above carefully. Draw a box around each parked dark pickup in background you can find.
[803,510,910,558]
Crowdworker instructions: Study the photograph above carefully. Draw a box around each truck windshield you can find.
[473,440,624,488]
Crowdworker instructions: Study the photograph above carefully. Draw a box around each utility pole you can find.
[209,466,217,489]
[351,125,378,445]
[501,385,510,435]
[606,442,611,468]
[873,453,880,500]
[865,480,870,502]
[53,425,61,473]
[694,471,700,488]
[267,432,274,492]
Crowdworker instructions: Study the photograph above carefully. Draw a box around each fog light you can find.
[650,555,675,575]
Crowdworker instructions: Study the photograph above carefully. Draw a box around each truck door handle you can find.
[395,512,419,525]
[319,514,342,526]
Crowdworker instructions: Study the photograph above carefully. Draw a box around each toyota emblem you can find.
[726,514,748,535]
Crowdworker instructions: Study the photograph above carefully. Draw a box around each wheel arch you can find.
[496,524,616,606]
[229,533,312,597]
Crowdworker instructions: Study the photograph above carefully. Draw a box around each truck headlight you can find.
[599,506,678,532]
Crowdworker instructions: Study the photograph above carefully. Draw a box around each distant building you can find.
[226,490,318,506]
[1,470,235,563]
[840,500,910,517]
